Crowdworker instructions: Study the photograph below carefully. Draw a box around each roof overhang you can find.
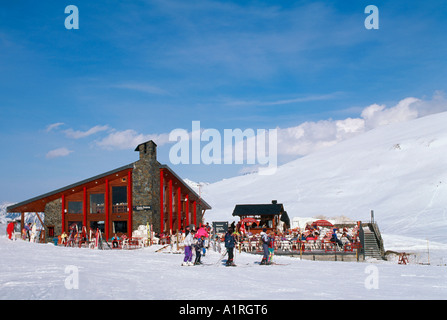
[7,163,135,213]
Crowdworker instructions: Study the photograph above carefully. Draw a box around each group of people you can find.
[181,223,276,267]
[222,226,275,266]
[182,224,210,266]
[6,221,40,242]
[298,224,359,250]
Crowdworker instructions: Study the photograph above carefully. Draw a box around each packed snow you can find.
[0,227,446,300]
[1,112,447,300]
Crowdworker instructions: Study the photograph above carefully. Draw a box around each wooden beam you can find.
[159,169,164,233]
[127,170,133,236]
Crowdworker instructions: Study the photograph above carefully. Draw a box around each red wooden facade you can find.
[7,141,211,241]
[159,166,202,234]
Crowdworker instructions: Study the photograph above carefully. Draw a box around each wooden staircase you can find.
[362,223,386,260]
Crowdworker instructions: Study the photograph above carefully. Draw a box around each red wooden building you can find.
[6,140,211,241]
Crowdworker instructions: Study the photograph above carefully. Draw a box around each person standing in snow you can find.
[194,235,205,265]
[7,221,15,240]
[268,231,275,263]
[182,226,194,266]
[25,223,31,241]
[260,228,271,265]
[224,227,236,266]
[196,224,209,256]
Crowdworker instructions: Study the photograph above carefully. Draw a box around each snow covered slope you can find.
[201,111,447,244]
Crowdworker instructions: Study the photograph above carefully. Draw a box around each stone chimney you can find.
[132,140,160,232]
[134,140,157,161]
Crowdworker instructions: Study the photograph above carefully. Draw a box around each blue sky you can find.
[1,0,447,203]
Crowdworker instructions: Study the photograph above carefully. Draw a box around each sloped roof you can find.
[232,201,290,226]
[7,164,135,213]
[232,202,284,216]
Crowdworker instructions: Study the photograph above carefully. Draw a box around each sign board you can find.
[133,205,152,211]
[212,221,228,234]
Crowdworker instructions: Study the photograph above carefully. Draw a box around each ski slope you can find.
[0,232,446,300]
[201,111,447,244]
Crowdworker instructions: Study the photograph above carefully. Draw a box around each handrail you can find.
[369,222,385,257]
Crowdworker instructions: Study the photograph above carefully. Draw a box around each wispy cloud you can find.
[111,83,168,95]
[64,125,110,139]
[95,129,171,150]
[46,147,73,159]
[224,92,342,107]
[45,122,65,132]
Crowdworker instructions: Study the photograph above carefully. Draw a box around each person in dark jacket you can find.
[331,228,343,248]
[224,228,236,266]
[260,228,271,265]
[194,236,205,265]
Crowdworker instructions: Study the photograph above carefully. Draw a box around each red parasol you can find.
[241,217,259,224]
[311,219,334,227]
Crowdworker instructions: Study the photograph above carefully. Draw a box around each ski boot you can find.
[225,259,236,267]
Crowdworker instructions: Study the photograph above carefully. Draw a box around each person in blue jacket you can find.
[331,228,343,249]
[224,227,236,266]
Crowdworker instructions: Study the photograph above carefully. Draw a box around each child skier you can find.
[268,231,275,264]
[194,235,205,265]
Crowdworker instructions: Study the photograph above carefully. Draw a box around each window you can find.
[90,221,105,233]
[112,186,127,213]
[48,226,55,237]
[113,221,127,233]
[68,201,82,214]
[90,193,105,214]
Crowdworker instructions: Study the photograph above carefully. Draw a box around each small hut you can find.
[232,200,290,234]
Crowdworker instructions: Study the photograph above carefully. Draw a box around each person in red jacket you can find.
[7,221,16,240]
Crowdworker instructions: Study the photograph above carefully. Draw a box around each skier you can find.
[224,227,236,266]
[182,226,194,266]
[194,235,205,265]
[268,231,275,263]
[196,224,209,256]
[7,221,15,240]
[260,228,271,265]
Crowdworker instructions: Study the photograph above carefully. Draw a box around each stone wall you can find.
[44,198,62,240]
[132,141,161,233]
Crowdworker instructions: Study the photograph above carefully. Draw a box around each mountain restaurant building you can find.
[6,140,211,241]
[232,200,290,234]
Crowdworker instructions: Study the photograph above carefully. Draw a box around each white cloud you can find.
[64,125,110,139]
[96,129,171,150]
[45,122,65,132]
[276,93,447,157]
[46,147,73,159]
[361,97,419,130]
[224,93,341,107]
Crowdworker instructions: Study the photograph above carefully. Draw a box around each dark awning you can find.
[232,201,284,217]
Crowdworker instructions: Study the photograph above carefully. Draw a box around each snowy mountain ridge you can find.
[200,111,447,244]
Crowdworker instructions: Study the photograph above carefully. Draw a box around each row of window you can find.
[68,220,127,234]
[66,186,128,214]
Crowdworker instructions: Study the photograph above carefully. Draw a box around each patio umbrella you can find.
[311,219,334,227]
[241,217,259,224]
